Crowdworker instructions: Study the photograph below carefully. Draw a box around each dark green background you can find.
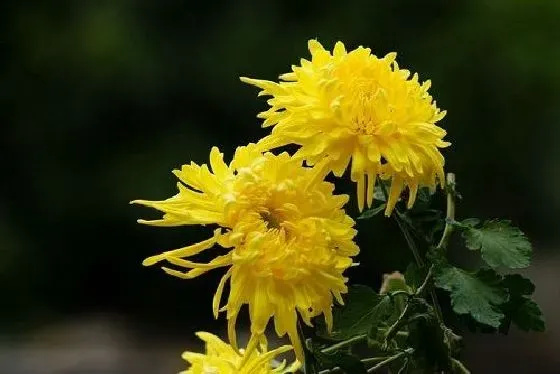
[2,1,559,372]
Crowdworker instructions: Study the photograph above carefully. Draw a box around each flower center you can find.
[260,210,283,230]
[346,79,384,135]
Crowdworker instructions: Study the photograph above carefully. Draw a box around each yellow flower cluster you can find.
[242,40,449,215]
[133,144,358,362]
[133,40,448,372]
[181,332,300,374]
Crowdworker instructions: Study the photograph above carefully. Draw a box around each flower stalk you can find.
[436,173,457,250]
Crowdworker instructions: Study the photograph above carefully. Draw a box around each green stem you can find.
[366,348,414,373]
[436,173,456,250]
[318,357,393,374]
[383,265,434,343]
[377,178,424,266]
[430,292,444,328]
[394,212,424,266]
[384,303,411,344]
[321,334,366,354]
[361,357,392,365]
[318,368,341,374]
[298,320,316,374]
[377,178,444,325]
[390,290,410,298]
[320,329,408,356]
[415,264,434,296]
[451,358,471,374]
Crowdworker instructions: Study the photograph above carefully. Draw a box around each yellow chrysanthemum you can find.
[181,332,299,374]
[132,144,359,362]
[241,39,450,215]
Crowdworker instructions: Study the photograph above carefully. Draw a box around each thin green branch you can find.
[318,349,414,374]
[317,365,346,373]
[377,177,445,326]
[429,277,444,325]
[436,173,456,250]
[383,265,434,343]
[384,303,411,344]
[393,212,424,266]
[317,357,393,374]
[320,329,408,356]
[298,319,317,374]
[390,290,410,298]
[366,348,414,373]
[377,178,423,266]
[361,356,392,365]
[321,334,367,354]
[451,358,471,374]
[416,264,434,296]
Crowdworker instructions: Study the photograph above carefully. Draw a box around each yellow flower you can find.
[241,40,450,215]
[132,144,359,362]
[181,331,300,374]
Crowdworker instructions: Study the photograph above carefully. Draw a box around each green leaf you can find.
[320,285,394,341]
[426,245,447,266]
[404,263,425,293]
[357,203,386,219]
[509,298,545,332]
[500,274,545,332]
[311,347,367,374]
[502,274,534,295]
[460,218,480,228]
[461,219,531,269]
[434,266,507,328]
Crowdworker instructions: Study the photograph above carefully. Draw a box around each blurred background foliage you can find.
[2,0,560,372]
